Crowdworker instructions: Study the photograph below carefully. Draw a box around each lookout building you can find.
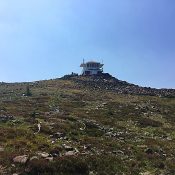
[80,60,104,75]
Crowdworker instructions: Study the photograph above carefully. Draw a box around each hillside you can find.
[0,74,175,175]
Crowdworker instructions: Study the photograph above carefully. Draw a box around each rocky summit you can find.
[0,74,175,175]
[62,73,175,97]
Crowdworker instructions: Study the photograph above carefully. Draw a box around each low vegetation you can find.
[0,75,175,174]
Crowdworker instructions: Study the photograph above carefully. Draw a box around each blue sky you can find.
[0,0,175,88]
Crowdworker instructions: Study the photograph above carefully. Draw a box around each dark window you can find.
[85,71,90,75]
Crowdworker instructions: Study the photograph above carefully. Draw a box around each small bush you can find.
[25,86,32,96]
[138,118,163,127]
[28,156,89,175]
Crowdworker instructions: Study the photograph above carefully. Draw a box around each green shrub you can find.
[25,86,32,96]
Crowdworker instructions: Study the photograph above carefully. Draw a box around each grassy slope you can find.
[0,78,175,175]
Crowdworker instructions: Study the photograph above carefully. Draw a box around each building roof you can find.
[86,61,100,64]
[80,61,104,67]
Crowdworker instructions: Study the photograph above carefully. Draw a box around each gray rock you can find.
[37,152,50,158]
[64,145,74,151]
[65,151,76,156]
[13,155,28,164]
[0,146,4,152]
[30,156,39,161]
[0,115,14,122]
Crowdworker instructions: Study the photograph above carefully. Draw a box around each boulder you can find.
[13,155,28,164]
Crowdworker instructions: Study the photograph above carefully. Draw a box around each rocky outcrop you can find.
[64,74,175,97]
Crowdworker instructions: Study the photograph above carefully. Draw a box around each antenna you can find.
[83,59,85,64]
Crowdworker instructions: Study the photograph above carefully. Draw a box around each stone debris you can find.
[105,132,117,137]
[84,144,92,151]
[63,74,175,97]
[115,150,125,155]
[79,118,120,139]
[50,149,60,157]
[145,148,154,155]
[0,74,174,175]
[0,165,7,175]
[34,123,41,134]
[78,120,86,131]
[0,115,14,122]
[52,132,65,139]
[63,145,74,152]
[140,172,154,175]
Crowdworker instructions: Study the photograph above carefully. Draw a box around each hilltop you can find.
[0,74,175,175]
[62,73,175,97]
